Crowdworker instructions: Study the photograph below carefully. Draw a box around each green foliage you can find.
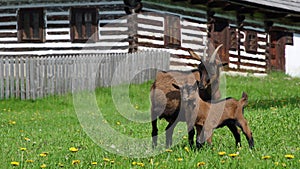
[1,73,300,168]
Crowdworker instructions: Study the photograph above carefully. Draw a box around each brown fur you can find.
[174,81,254,149]
[150,46,226,148]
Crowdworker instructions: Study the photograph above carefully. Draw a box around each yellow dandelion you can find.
[39,152,48,157]
[91,161,97,165]
[69,147,79,152]
[40,164,47,168]
[116,121,121,125]
[137,162,145,167]
[135,105,139,109]
[20,147,27,151]
[9,120,16,125]
[24,137,31,142]
[197,162,205,167]
[103,158,110,162]
[72,160,80,165]
[132,161,137,165]
[177,158,183,162]
[26,159,34,163]
[228,153,238,157]
[11,161,20,166]
[184,146,189,152]
[262,155,271,160]
[110,160,115,164]
[285,154,294,159]
[165,149,172,153]
[218,151,226,156]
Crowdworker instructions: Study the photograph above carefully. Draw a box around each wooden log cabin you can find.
[0,0,299,74]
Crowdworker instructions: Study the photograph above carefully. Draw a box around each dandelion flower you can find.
[229,153,238,157]
[184,146,189,152]
[137,162,145,167]
[177,158,183,162]
[20,147,27,151]
[165,149,172,153]
[24,137,31,142]
[116,121,121,125]
[218,151,226,156]
[40,164,47,168]
[69,147,79,152]
[72,160,80,165]
[197,162,205,166]
[262,155,271,160]
[39,152,48,157]
[285,154,294,159]
[132,161,137,165]
[26,159,34,163]
[103,158,110,162]
[110,160,115,164]
[9,120,16,125]
[11,161,20,166]
[91,161,97,165]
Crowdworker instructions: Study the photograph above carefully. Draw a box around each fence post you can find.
[0,57,3,99]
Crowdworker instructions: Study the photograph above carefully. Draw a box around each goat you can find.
[151,45,227,148]
[173,81,254,149]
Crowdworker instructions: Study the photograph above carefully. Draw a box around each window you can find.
[18,8,45,42]
[70,8,98,42]
[229,28,238,51]
[244,30,258,53]
[164,15,181,48]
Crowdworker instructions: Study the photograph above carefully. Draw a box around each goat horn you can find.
[209,44,223,63]
[188,49,202,61]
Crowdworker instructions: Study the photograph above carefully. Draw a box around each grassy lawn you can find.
[1,72,300,168]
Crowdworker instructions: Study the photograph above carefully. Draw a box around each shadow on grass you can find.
[248,96,300,110]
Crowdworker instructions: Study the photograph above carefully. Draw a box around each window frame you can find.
[70,7,98,43]
[244,30,258,53]
[17,8,45,42]
[164,15,181,48]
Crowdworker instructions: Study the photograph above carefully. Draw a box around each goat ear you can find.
[172,83,180,90]
[242,92,248,100]
[188,49,202,61]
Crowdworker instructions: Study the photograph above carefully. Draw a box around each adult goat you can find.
[151,45,226,148]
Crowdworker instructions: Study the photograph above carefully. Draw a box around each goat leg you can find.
[165,121,177,148]
[195,125,205,149]
[237,119,254,149]
[227,123,241,147]
[151,119,158,148]
[188,127,195,148]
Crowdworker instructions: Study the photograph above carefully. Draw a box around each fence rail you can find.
[0,51,170,100]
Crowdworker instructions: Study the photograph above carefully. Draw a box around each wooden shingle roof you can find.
[239,0,300,13]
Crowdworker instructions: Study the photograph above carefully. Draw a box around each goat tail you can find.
[240,92,248,107]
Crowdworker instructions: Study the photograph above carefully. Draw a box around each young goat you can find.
[173,81,254,149]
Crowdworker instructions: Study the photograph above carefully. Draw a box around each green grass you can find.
[1,72,300,168]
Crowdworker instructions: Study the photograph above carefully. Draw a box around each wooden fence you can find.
[0,51,170,100]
